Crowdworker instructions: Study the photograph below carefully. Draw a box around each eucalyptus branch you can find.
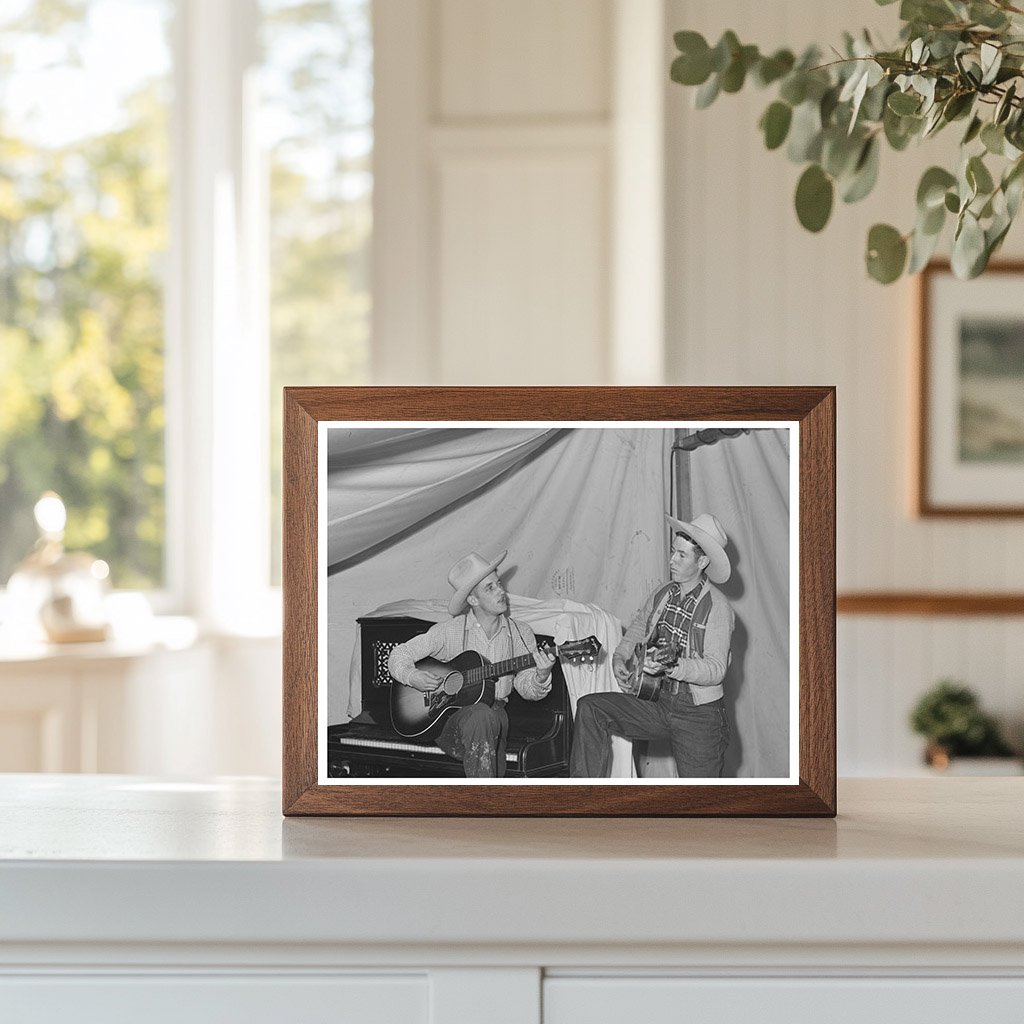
[670,0,1024,283]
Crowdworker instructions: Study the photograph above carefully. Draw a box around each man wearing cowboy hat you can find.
[388,550,556,777]
[570,512,735,778]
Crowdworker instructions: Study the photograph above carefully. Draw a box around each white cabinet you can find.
[544,978,1024,1023]
[1,777,1022,1023]
[2,975,428,1024]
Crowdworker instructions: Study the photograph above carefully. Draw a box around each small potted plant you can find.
[910,680,1018,772]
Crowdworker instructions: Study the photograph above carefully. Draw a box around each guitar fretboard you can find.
[468,653,536,682]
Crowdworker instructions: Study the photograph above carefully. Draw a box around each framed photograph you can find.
[917,261,1024,516]
[282,387,835,816]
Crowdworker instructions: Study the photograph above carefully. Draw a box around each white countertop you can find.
[1,775,1022,956]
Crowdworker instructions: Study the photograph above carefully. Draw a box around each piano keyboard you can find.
[334,736,518,762]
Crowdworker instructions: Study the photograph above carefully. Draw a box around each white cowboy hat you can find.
[665,513,731,584]
[447,549,507,615]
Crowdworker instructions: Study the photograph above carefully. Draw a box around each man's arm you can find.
[387,621,456,691]
[667,597,735,686]
[610,588,660,688]
[510,621,553,701]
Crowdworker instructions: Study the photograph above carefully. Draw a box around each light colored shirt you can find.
[387,612,551,701]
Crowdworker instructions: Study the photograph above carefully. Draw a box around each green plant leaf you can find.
[944,190,960,214]
[721,44,759,92]
[970,2,1009,30]
[779,74,807,106]
[760,101,792,150]
[866,223,907,283]
[908,221,943,273]
[842,137,880,203]
[967,154,995,196]
[951,211,986,278]
[962,115,983,145]
[671,32,712,85]
[995,82,1017,125]
[694,73,721,109]
[822,128,863,178]
[888,90,921,115]
[981,122,1005,155]
[710,31,740,73]
[980,41,1002,86]
[787,101,823,162]
[917,166,957,210]
[795,164,834,232]
[753,49,795,87]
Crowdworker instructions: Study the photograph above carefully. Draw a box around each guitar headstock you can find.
[557,635,602,665]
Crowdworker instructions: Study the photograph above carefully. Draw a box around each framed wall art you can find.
[917,261,1024,517]
[282,387,836,816]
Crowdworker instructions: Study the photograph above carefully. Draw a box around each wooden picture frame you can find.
[283,387,836,816]
[917,261,1024,517]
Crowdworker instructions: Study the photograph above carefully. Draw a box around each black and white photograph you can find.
[319,421,797,784]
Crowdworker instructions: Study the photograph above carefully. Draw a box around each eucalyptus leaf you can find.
[951,211,986,278]
[795,164,834,232]
[888,91,921,115]
[822,129,863,178]
[694,73,721,109]
[967,154,995,196]
[917,166,957,210]
[866,223,908,283]
[754,49,795,87]
[908,221,943,273]
[921,200,946,235]
[779,74,807,106]
[944,190,961,213]
[760,101,793,150]
[981,122,1005,155]
[842,137,881,203]
[970,2,1009,30]
[710,31,740,73]
[787,101,824,162]
[995,82,1017,124]
[962,115,983,145]
[980,42,1002,87]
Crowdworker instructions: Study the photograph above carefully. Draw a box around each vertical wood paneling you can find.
[437,153,607,384]
[438,0,610,120]
[666,0,1024,774]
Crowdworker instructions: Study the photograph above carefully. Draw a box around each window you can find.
[0,0,373,620]
[261,0,373,583]
[0,0,172,589]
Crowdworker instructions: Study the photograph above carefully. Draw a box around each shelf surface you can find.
[0,775,1022,951]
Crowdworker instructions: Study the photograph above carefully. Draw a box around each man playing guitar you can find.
[387,550,555,777]
[569,513,736,779]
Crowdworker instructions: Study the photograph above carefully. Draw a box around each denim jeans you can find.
[436,701,509,777]
[570,687,729,778]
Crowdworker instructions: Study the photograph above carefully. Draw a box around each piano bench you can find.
[327,615,572,779]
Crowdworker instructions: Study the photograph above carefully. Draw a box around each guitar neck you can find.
[481,652,538,680]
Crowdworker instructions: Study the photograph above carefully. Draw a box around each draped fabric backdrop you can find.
[686,429,792,778]
[324,425,791,779]
[326,427,671,725]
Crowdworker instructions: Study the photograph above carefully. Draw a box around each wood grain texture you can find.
[838,592,1024,616]
[282,392,319,813]
[281,386,836,817]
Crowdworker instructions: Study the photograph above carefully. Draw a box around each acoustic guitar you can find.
[390,636,602,739]
[624,640,680,701]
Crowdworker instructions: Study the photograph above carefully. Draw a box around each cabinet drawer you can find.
[0,974,427,1024]
[545,977,1024,1023]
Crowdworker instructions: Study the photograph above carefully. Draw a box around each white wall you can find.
[665,0,1024,772]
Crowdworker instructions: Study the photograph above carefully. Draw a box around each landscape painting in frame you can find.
[920,262,1024,515]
